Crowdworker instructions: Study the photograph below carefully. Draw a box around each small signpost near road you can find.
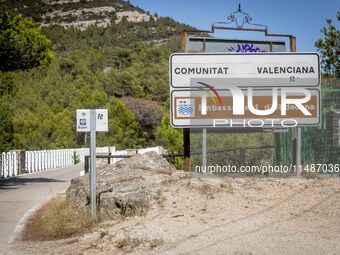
[76,109,108,219]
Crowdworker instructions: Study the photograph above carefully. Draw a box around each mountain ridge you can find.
[1,0,157,31]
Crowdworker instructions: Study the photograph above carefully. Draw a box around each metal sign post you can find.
[76,109,108,219]
[202,128,207,168]
[290,36,302,177]
[90,109,97,219]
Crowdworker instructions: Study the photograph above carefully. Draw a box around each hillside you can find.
[0,0,193,152]
[2,0,150,29]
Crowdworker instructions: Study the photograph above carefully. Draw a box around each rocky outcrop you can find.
[67,151,175,219]
[116,11,151,23]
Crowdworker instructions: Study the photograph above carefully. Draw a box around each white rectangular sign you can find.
[76,109,108,132]
[169,53,321,129]
[170,53,320,88]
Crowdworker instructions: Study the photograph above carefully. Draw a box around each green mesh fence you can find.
[276,79,340,165]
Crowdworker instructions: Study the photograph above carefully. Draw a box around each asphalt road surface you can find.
[0,164,82,245]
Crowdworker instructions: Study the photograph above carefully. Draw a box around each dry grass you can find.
[22,196,93,241]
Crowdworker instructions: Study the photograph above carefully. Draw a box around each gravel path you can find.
[2,176,340,255]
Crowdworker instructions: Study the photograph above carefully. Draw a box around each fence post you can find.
[48,150,51,169]
[52,150,55,169]
[5,153,9,178]
[8,153,12,177]
[7,153,12,177]
[67,149,70,166]
[35,151,38,172]
[31,151,34,172]
[39,151,42,171]
[26,152,30,173]
[42,151,46,170]
[13,152,18,176]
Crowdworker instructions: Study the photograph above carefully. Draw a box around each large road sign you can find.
[171,53,320,88]
[170,53,320,128]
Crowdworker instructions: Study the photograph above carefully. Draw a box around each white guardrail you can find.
[0,146,164,179]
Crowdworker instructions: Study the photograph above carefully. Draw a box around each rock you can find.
[67,152,175,219]
[114,151,175,173]
[168,171,191,181]
[80,232,101,243]
[67,176,89,208]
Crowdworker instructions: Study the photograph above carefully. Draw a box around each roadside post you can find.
[289,36,302,177]
[76,109,108,219]
[90,109,96,219]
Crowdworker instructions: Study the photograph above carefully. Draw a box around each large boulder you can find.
[67,151,175,219]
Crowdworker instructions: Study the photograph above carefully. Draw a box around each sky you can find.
[130,0,339,52]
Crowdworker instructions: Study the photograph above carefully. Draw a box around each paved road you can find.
[0,164,82,245]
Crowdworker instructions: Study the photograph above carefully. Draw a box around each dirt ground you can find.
[2,175,340,255]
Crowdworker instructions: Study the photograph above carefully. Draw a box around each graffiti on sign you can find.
[228,43,265,53]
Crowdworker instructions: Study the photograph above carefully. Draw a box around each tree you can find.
[155,100,182,153]
[0,11,54,71]
[121,97,163,143]
[155,102,183,169]
[0,100,13,152]
[315,12,340,77]
[96,98,140,149]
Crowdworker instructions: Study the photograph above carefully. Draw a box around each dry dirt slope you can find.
[3,153,340,255]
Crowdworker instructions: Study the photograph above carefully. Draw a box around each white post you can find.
[60,150,63,167]
[27,152,31,173]
[47,150,50,170]
[32,151,35,172]
[35,151,38,172]
[42,151,46,170]
[44,150,47,170]
[67,150,70,166]
[25,151,29,172]
[13,152,18,176]
[52,150,56,169]
[8,153,12,177]
[63,150,66,167]
[5,153,9,178]
[59,150,62,167]
[57,150,60,168]
[38,151,42,171]
[69,150,72,165]
[64,150,66,167]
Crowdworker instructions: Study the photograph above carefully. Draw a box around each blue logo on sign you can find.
[178,101,193,115]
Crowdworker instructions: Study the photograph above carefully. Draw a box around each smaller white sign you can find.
[76,109,108,132]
